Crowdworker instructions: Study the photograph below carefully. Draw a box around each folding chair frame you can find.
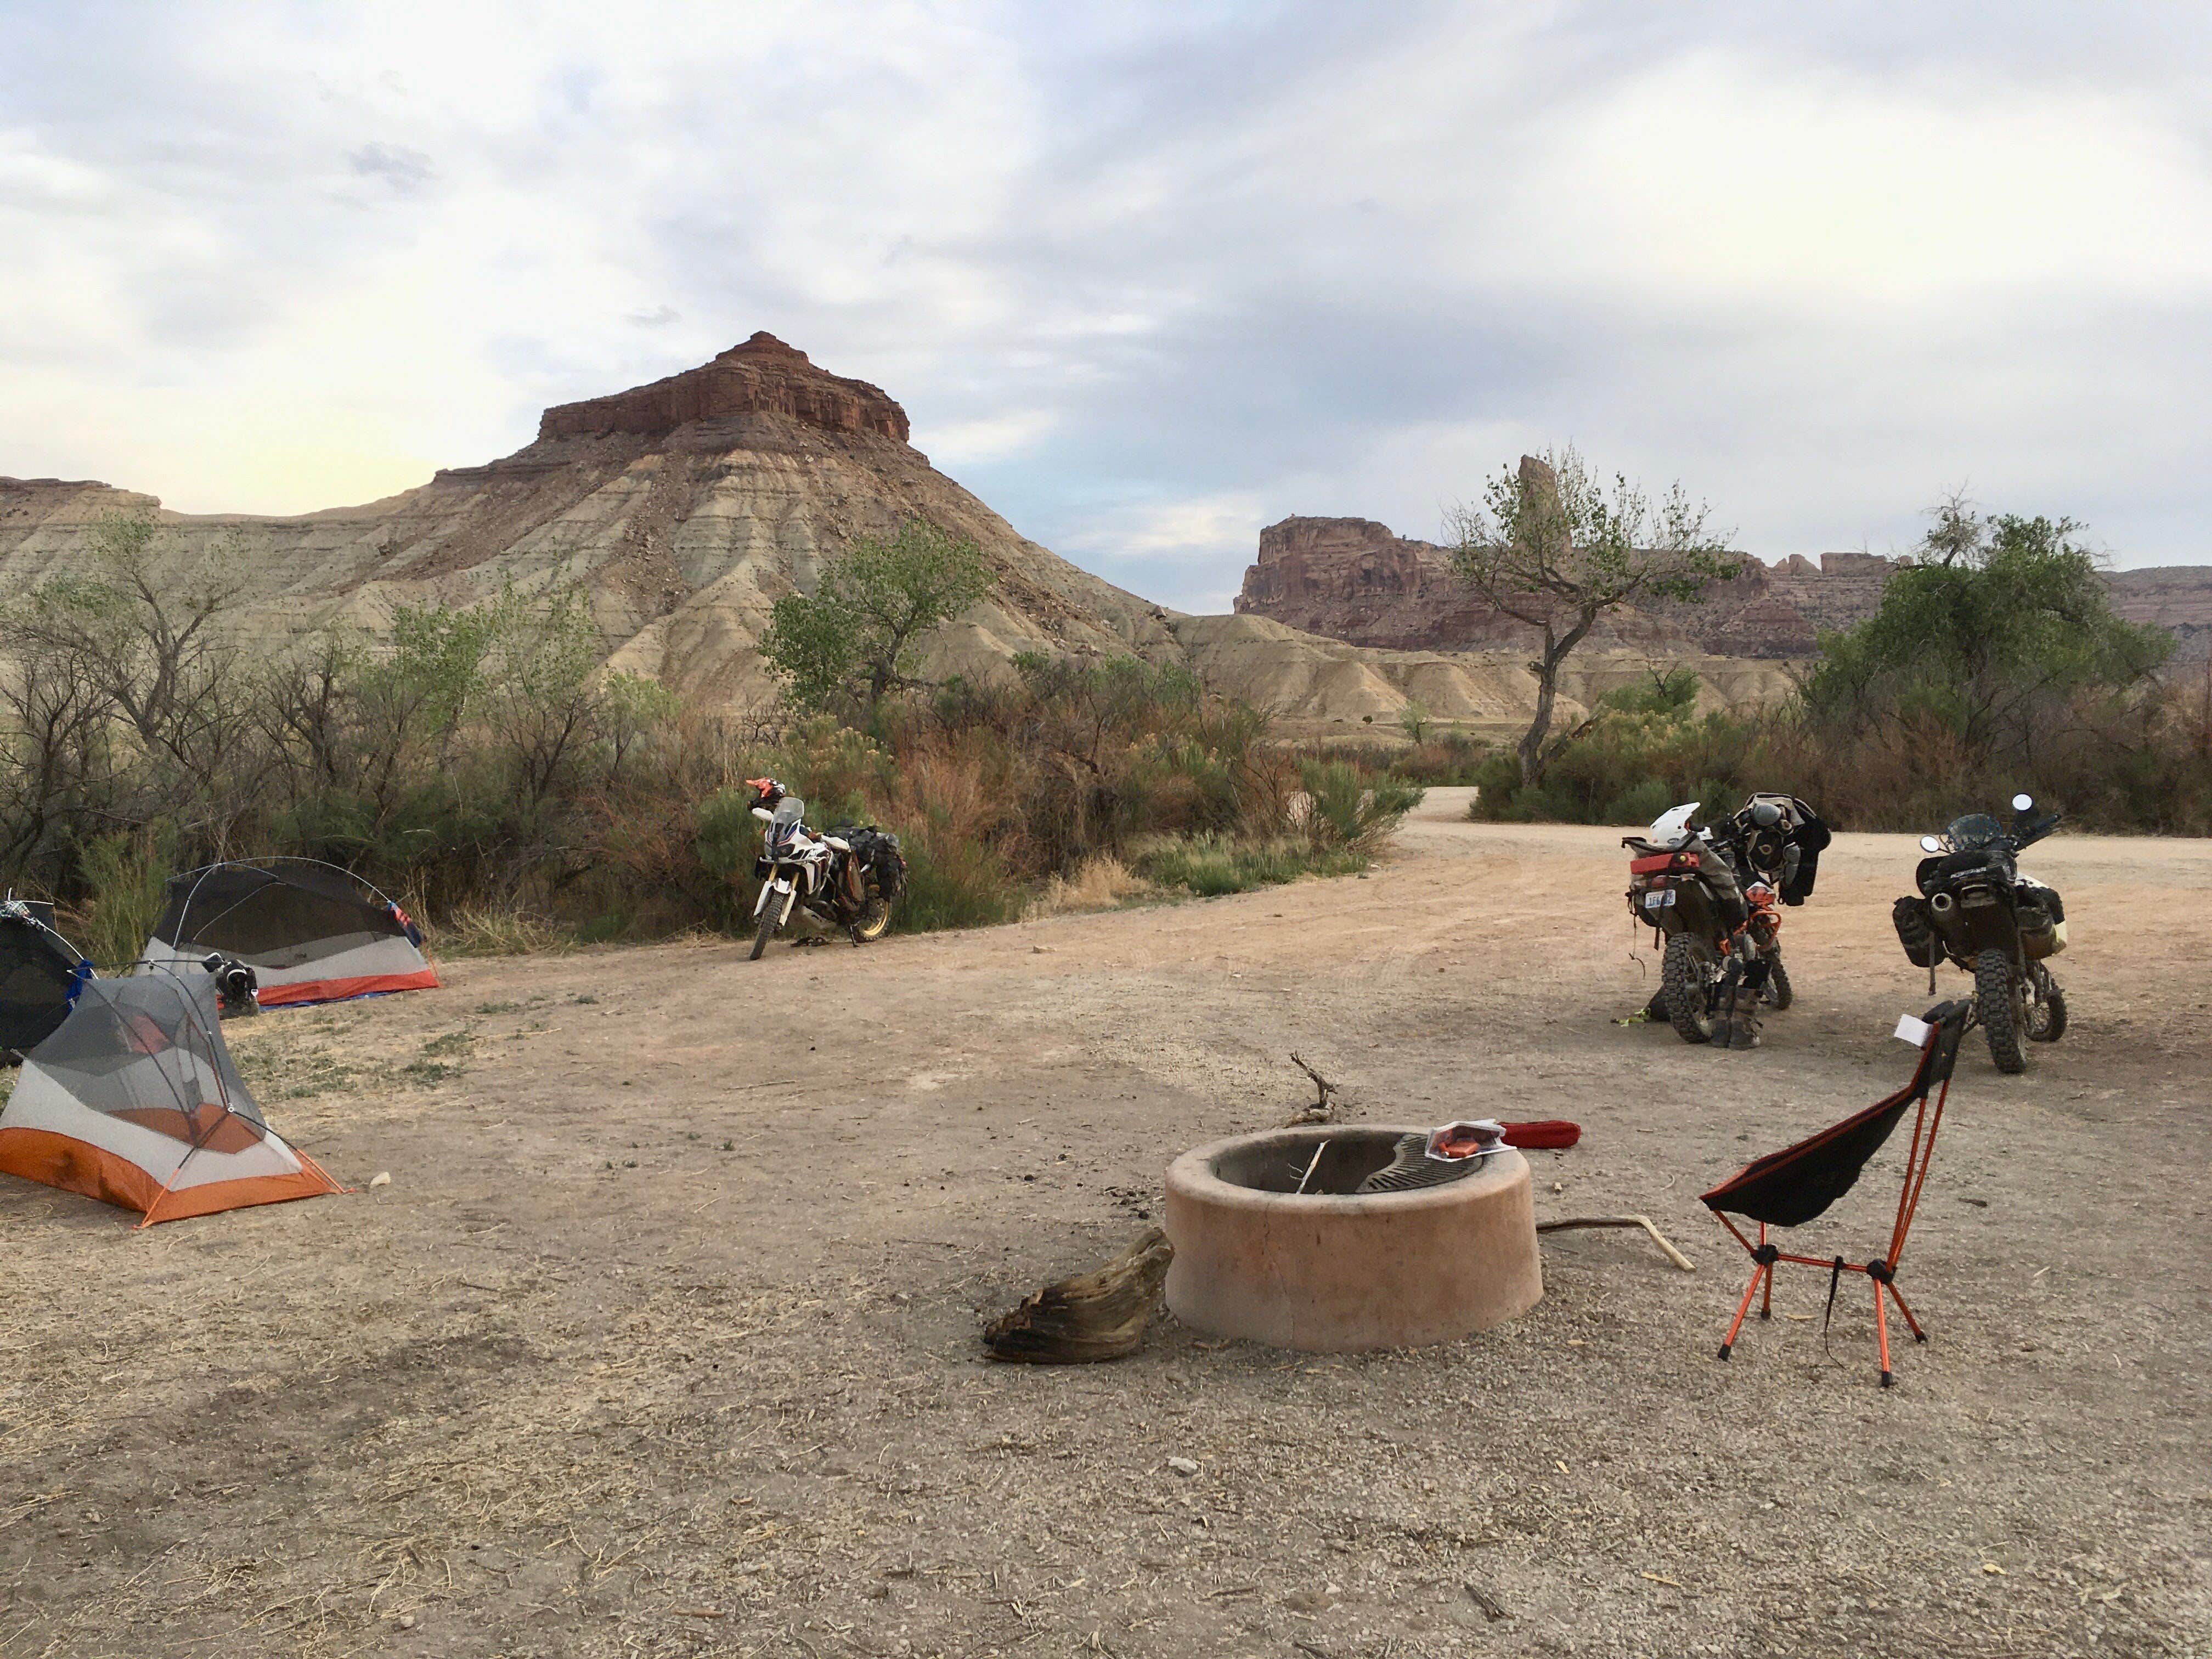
[1707,1006,1968,1387]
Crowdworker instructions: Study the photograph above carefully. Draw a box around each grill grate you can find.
[1355,1134,1494,1194]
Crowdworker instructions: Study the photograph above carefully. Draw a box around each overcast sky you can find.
[5,2,2208,611]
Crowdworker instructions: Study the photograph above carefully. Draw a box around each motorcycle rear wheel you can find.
[850,896,892,943]
[1662,933,1718,1045]
[2030,963,2067,1042]
[1976,947,2027,1073]
[750,904,778,961]
[1763,959,1793,1011]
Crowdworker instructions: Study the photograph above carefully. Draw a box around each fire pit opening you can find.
[1209,1127,1413,1195]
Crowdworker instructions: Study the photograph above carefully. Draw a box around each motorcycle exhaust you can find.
[1928,891,1955,916]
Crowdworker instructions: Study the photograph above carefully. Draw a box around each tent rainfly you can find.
[138,859,438,1007]
[0,973,341,1224]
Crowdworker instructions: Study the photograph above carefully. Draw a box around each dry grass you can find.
[429,905,572,958]
[1024,856,1153,918]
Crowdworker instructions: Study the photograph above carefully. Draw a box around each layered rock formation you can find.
[537,331,910,443]
[0,336,1182,712]
[1236,515,1872,658]
[1238,516,2212,661]
[8,336,1721,735]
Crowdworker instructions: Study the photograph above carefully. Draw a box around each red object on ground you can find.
[1501,1121,1582,1150]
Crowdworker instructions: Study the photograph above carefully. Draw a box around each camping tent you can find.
[1,902,93,1056]
[0,973,341,1223]
[138,859,437,1007]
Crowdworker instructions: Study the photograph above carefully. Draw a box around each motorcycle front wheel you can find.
[750,902,778,961]
[1976,947,2028,1073]
[1662,933,1719,1045]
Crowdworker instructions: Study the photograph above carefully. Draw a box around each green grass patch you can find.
[1131,834,1368,898]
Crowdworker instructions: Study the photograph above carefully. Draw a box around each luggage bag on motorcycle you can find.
[1892,895,1943,967]
[830,825,908,901]
[2016,881,2067,958]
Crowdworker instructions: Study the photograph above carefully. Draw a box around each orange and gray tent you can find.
[138,858,437,1007]
[0,972,341,1224]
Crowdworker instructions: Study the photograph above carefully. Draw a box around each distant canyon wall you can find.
[1236,516,2212,662]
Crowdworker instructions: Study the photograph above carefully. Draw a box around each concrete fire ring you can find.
[1164,1125,1543,1352]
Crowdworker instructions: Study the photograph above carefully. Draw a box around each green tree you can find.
[1802,496,2169,763]
[759,519,994,716]
[1446,448,1736,786]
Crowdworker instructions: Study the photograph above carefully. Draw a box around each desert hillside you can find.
[1,335,1795,736]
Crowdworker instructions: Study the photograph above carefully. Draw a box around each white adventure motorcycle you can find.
[744,777,904,960]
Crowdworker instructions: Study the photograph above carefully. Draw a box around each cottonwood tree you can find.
[1446,449,1735,786]
[759,518,994,717]
[1803,495,2168,764]
[1,509,263,842]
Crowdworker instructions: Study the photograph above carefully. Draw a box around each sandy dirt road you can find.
[3,793,2208,1658]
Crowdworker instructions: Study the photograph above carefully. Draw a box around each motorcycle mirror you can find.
[1920,834,1943,853]
[2011,793,2034,813]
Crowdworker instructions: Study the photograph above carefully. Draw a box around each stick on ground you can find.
[1284,1052,1340,1125]
[1537,1215,1697,1272]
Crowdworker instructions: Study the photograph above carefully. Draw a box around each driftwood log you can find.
[983,1228,1175,1364]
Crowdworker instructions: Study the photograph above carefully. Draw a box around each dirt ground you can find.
[3,791,2208,1659]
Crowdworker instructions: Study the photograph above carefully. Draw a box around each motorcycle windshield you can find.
[1945,812,2003,849]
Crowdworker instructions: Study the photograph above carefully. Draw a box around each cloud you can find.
[0,0,2206,595]
[347,142,435,193]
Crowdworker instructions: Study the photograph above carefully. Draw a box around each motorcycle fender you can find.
[778,885,800,926]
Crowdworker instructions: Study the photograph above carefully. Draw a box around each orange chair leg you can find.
[1887,1281,1927,1344]
[1720,1265,1767,1361]
[1872,1277,1894,1387]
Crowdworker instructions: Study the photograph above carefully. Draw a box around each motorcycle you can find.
[1623,795,1828,1046]
[1893,793,2067,1074]
[744,777,906,961]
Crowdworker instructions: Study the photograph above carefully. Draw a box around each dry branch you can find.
[1537,1215,1697,1272]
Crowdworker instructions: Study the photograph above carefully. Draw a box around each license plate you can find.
[1644,890,1675,909]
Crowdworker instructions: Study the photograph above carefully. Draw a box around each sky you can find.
[4,2,2209,612]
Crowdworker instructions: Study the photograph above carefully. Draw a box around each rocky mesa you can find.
[4,334,1784,735]
[1237,515,2212,661]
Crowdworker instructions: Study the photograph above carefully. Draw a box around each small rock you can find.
[368,1172,392,1189]
[1166,1457,1200,1477]
[397,1612,415,1629]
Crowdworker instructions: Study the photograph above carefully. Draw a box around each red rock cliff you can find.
[537,331,910,443]
[1236,516,1901,658]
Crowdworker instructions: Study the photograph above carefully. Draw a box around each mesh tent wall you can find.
[0,974,340,1223]
[1,907,93,1054]
[137,859,437,1007]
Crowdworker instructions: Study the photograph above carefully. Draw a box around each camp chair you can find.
[1700,1000,1971,1386]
